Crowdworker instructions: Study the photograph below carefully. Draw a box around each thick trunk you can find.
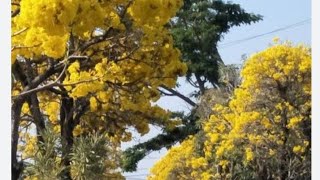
[11,98,24,180]
[60,96,74,180]
[11,58,60,179]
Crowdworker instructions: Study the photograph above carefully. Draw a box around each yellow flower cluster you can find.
[128,0,183,27]
[148,136,213,180]
[149,41,311,179]
[60,27,187,139]
[22,135,37,159]
[12,0,127,59]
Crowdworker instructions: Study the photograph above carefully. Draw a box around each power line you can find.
[220,18,310,47]
[218,18,311,48]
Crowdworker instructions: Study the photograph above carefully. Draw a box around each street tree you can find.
[11,0,186,179]
[148,42,311,180]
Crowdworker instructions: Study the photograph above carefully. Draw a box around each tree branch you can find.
[157,88,175,96]
[12,60,67,98]
[11,97,24,180]
[12,27,29,37]
[79,28,116,53]
[160,85,197,107]
[11,8,20,18]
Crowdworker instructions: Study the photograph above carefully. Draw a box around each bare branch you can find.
[11,8,20,18]
[55,55,88,67]
[160,85,197,107]
[12,61,67,98]
[157,88,175,96]
[12,2,20,6]
[12,27,29,37]
[11,43,41,51]
[79,28,116,53]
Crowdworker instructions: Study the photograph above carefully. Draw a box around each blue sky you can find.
[219,0,311,64]
[124,1,311,179]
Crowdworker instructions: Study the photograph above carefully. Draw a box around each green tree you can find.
[170,0,261,95]
[121,0,261,172]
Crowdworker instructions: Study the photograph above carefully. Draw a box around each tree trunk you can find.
[195,73,206,95]
[60,96,74,180]
[28,94,46,142]
[11,98,24,180]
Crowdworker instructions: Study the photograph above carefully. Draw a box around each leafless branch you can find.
[79,28,116,53]
[12,61,67,98]
[11,43,41,51]
[12,27,29,37]
[160,85,197,107]
[157,88,175,96]
[11,8,20,17]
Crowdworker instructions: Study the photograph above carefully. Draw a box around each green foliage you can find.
[23,130,64,180]
[170,0,262,93]
[70,133,124,180]
[121,112,200,172]
[120,148,147,172]
[22,130,124,180]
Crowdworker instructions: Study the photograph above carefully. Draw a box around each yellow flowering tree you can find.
[148,135,214,180]
[11,0,186,179]
[149,42,311,179]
